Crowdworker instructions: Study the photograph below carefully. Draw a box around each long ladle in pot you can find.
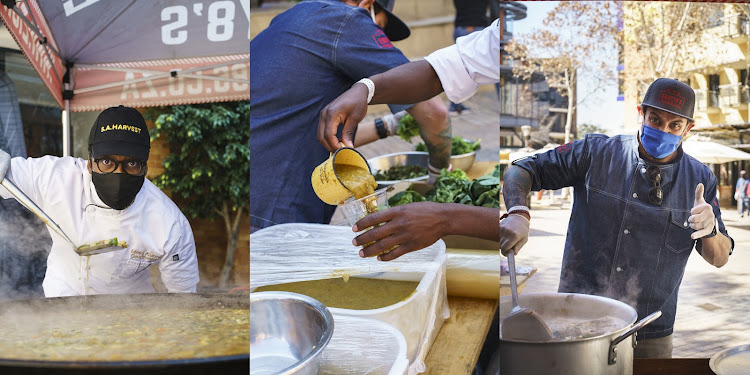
[1,179,127,256]
[501,251,554,341]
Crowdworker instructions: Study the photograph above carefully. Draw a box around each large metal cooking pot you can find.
[0,293,249,375]
[488,293,661,375]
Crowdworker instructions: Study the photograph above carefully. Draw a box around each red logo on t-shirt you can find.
[556,142,573,153]
[372,29,393,48]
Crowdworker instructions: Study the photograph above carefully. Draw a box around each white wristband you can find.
[355,78,375,104]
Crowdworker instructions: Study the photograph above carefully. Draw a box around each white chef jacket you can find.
[424,18,500,104]
[0,155,200,297]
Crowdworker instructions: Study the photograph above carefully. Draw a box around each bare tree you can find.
[505,1,621,144]
[623,2,725,94]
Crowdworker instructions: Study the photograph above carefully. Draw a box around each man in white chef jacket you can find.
[0,105,199,297]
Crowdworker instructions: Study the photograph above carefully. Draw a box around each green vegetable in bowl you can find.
[389,167,501,208]
[425,169,471,203]
[452,137,481,155]
[373,165,428,181]
[415,137,481,155]
[388,190,426,206]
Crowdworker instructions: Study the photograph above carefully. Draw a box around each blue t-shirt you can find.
[513,134,734,339]
[250,0,412,229]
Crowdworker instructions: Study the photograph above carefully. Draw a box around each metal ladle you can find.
[501,251,554,341]
[1,179,127,256]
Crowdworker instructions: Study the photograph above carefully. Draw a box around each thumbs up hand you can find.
[689,183,716,240]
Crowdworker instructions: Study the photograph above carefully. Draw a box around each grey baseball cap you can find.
[375,0,410,41]
[641,78,695,121]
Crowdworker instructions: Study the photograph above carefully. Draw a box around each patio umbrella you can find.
[682,139,750,164]
[0,0,249,156]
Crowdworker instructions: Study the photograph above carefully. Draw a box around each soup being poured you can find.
[334,163,394,254]
[255,277,419,310]
[335,164,377,202]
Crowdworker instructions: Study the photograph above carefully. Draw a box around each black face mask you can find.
[91,172,145,210]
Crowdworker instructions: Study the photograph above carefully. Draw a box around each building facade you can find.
[622,3,750,205]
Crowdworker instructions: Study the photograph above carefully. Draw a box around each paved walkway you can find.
[519,194,750,358]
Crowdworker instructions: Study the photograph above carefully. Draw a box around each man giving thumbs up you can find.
[500,78,733,359]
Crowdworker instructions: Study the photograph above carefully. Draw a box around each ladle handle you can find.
[507,251,519,308]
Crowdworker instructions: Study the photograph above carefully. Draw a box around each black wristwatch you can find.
[374,118,388,139]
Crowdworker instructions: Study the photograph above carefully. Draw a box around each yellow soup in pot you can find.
[0,308,249,361]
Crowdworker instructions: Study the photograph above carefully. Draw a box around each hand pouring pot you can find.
[489,293,661,375]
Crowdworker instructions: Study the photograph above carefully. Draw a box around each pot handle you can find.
[608,310,662,365]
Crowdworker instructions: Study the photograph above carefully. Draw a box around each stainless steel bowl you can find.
[250,291,334,375]
[367,152,429,186]
[451,151,476,172]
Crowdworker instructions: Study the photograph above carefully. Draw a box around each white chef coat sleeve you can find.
[0,156,56,204]
[424,19,500,104]
[159,215,200,293]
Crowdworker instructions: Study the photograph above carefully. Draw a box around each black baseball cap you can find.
[374,0,410,42]
[88,105,150,161]
[641,78,695,122]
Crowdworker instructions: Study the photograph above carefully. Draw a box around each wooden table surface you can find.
[634,358,713,375]
[422,280,531,374]
[422,296,497,375]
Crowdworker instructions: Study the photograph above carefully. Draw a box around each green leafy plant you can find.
[425,169,471,203]
[146,101,249,289]
[373,165,428,181]
[388,190,426,206]
[416,137,481,155]
[391,168,501,208]
[396,113,421,143]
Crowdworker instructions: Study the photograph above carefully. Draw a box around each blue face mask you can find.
[640,124,684,159]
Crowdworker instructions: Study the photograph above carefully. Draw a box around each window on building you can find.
[706,8,724,28]
[708,74,720,91]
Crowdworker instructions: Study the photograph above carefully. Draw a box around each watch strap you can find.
[374,118,388,139]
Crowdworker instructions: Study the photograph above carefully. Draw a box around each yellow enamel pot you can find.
[312,147,371,205]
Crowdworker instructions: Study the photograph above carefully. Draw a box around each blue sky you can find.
[513,1,625,133]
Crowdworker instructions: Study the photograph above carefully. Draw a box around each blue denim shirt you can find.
[513,134,734,339]
[249,0,412,229]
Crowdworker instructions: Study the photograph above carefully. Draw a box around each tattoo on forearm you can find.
[503,166,532,208]
[423,117,452,168]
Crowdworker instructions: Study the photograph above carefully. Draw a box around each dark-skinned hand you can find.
[317,84,370,152]
[352,202,449,261]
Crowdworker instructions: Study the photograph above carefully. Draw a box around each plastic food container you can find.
[327,267,447,375]
[250,223,448,375]
[320,315,409,375]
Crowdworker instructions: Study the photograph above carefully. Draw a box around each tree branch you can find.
[663,3,691,77]
[638,6,658,80]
